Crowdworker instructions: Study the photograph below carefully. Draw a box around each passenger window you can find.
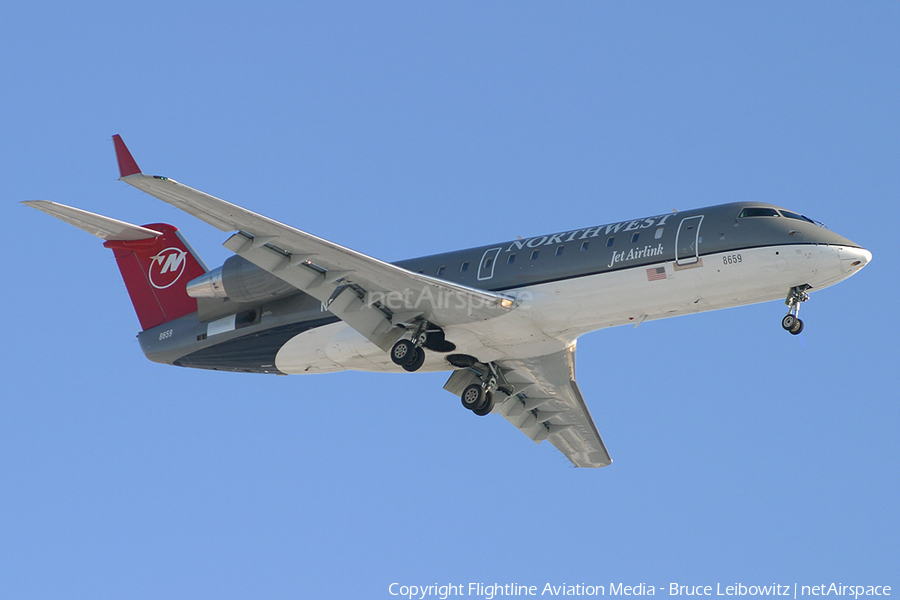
[531,250,540,260]
[580,241,589,252]
[606,237,615,247]
[507,254,516,264]
[655,228,664,240]
[555,245,564,256]
[484,258,493,269]
[437,265,445,276]
[460,261,469,272]
[631,233,640,243]
[739,207,779,218]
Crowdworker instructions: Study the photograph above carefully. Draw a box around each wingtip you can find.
[112,134,142,178]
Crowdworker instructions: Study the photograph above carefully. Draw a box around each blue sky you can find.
[2,2,897,598]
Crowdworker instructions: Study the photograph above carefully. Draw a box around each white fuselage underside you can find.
[274,244,867,374]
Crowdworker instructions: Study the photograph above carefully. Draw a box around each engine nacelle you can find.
[186,255,297,303]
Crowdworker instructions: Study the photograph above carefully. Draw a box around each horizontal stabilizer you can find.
[24,199,206,330]
[22,200,161,241]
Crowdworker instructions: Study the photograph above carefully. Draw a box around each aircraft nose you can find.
[839,247,872,274]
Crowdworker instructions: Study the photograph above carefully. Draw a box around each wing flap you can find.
[494,346,612,468]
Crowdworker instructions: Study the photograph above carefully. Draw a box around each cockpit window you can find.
[778,210,815,224]
[739,207,779,218]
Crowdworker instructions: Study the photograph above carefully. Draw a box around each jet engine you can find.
[186,255,297,303]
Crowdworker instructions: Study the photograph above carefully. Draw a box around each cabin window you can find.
[460,261,469,272]
[531,250,540,260]
[655,227,664,240]
[555,245,564,256]
[507,254,516,264]
[417,269,424,274]
[484,258,493,269]
[580,241,589,252]
[739,207,779,218]
[606,237,615,247]
[631,233,640,243]
[436,265,445,276]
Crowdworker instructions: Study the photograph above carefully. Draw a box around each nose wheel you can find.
[782,285,810,335]
[781,313,804,335]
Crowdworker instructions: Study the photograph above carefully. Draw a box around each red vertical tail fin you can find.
[103,223,207,330]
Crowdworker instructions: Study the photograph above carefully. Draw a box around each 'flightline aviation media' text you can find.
[388,583,892,600]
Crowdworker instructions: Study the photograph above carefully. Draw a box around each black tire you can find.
[402,348,426,372]
[782,314,797,332]
[472,391,494,416]
[461,384,484,411]
[390,339,416,365]
[790,318,804,335]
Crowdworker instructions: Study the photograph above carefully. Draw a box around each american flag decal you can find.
[646,266,667,281]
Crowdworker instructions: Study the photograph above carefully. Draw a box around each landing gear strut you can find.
[782,285,810,335]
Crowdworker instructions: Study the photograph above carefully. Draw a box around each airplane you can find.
[23,135,872,468]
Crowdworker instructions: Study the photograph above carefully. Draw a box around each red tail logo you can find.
[149,247,189,289]
[104,223,206,330]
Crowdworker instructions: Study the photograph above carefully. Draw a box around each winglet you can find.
[112,134,142,178]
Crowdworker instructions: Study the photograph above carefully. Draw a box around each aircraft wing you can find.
[496,346,611,468]
[113,136,516,350]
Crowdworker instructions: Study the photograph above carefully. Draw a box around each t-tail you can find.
[102,223,206,329]
[21,200,206,330]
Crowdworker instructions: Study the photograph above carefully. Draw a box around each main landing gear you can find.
[782,285,811,335]
[390,320,446,372]
[390,338,426,371]
[448,354,514,417]
[461,383,494,416]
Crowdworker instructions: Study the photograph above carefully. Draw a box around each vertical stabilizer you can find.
[23,200,207,331]
[103,224,207,330]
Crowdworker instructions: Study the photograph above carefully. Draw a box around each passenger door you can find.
[477,247,502,281]
[675,216,704,266]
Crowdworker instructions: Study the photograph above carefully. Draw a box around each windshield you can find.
[779,210,816,224]
[738,206,825,227]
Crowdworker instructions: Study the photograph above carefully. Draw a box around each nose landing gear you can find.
[782,285,811,335]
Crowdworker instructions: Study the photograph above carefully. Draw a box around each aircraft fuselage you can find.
[139,201,869,375]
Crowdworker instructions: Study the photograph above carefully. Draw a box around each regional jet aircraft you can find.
[24,136,872,467]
